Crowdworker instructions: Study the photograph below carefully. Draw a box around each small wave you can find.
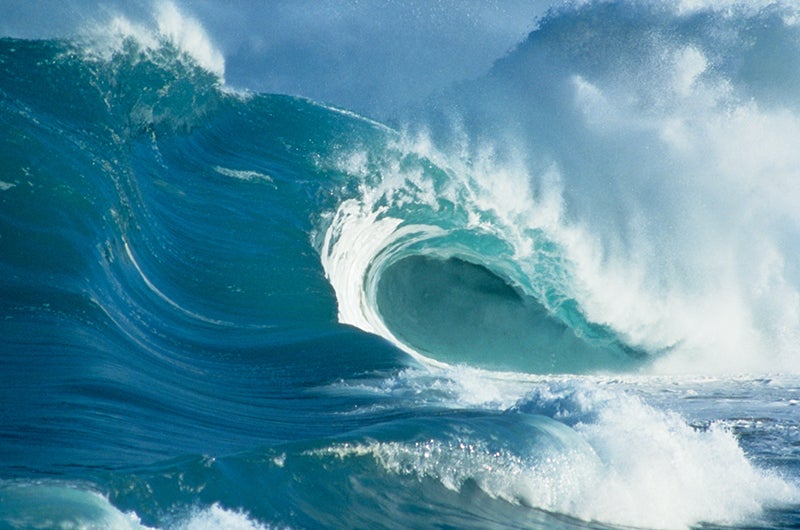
[0,482,285,530]
[0,483,155,530]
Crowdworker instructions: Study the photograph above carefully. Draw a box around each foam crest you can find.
[572,393,799,528]
[84,1,225,79]
[319,435,598,510]
[323,114,800,372]
[171,503,280,530]
[154,2,225,78]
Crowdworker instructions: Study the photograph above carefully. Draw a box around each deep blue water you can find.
[2,2,800,529]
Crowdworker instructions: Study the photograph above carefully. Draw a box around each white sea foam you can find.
[554,27,800,373]
[326,370,800,530]
[320,133,577,369]
[154,2,224,78]
[572,391,798,528]
[170,503,282,530]
[83,1,225,80]
[320,196,449,366]
[214,166,275,184]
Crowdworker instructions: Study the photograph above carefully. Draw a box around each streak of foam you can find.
[122,238,234,327]
[214,166,275,185]
[311,437,598,508]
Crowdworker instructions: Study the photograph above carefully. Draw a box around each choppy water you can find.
[2,1,800,528]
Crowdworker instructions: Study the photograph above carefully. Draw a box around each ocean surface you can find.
[2,1,800,528]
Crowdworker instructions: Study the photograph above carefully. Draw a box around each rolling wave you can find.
[2,1,800,529]
[319,133,645,372]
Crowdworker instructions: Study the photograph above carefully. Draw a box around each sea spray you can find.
[319,0,800,374]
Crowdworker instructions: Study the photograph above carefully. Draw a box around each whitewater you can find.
[1,1,800,529]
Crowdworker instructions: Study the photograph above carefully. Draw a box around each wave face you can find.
[1,2,800,529]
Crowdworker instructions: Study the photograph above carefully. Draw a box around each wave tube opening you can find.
[375,254,643,373]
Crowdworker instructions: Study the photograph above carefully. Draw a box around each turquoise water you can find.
[2,2,800,528]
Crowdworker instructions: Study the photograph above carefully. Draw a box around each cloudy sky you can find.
[0,0,554,118]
